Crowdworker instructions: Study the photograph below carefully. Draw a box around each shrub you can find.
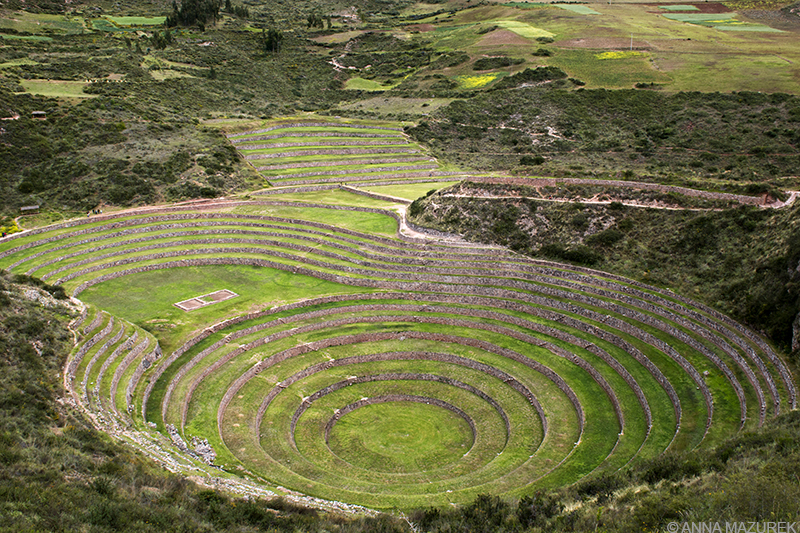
[586,228,623,247]
[520,155,545,165]
[472,56,524,70]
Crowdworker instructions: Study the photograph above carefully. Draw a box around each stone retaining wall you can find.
[258,156,429,171]
[61,242,763,427]
[467,177,765,205]
[250,147,418,160]
[230,131,401,143]
[227,122,403,138]
[322,395,474,446]
[262,164,437,180]
[109,337,149,418]
[255,357,540,444]
[216,330,582,449]
[82,322,126,404]
[93,331,138,411]
[274,170,462,186]
[240,139,410,151]
[67,316,113,394]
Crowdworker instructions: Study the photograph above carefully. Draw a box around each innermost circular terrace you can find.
[326,397,476,474]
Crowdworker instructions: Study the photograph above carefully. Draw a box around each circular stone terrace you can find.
[0,198,794,511]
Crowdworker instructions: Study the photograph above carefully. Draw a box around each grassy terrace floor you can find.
[0,194,793,511]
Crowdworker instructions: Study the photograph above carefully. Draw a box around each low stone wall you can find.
[82,322,126,404]
[258,156,429,171]
[250,147,419,160]
[67,316,113,393]
[216,329,581,449]
[63,243,759,428]
[274,170,462,187]
[109,337,149,418]
[227,122,403,138]
[339,186,412,205]
[467,177,765,206]
[240,139,409,151]
[128,343,162,414]
[93,331,137,411]
[230,131,401,143]
[263,164,437,180]
[256,359,538,444]
[320,394,475,446]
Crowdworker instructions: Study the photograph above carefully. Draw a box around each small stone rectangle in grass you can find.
[175,289,238,311]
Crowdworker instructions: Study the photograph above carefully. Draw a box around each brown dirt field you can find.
[644,2,732,13]
[204,289,237,302]
[476,29,532,47]
[406,23,435,32]
[556,37,653,50]
[175,299,204,310]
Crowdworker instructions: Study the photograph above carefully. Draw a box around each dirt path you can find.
[442,193,721,211]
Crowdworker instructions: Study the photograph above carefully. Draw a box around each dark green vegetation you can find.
[405,89,800,194]
[411,181,800,353]
[0,271,408,532]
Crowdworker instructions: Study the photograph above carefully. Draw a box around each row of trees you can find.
[166,0,249,29]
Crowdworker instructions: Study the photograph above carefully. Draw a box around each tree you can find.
[306,11,324,29]
[262,28,283,53]
[166,0,221,28]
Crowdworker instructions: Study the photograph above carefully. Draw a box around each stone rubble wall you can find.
[67,316,113,394]
[320,394,476,446]
[226,122,403,138]
[258,156,430,171]
[263,164,437,180]
[82,322,126,405]
[93,331,138,411]
[61,242,763,428]
[250,147,419,160]
[230,131,402,143]
[466,177,764,205]
[216,330,583,448]
[109,337,150,419]
[240,138,410,151]
[256,356,542,442]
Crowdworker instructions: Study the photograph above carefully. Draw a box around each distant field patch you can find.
[92,19,129,32]
[344,77,400,91]
[0,12,84,34]
[554,4,601,14]
[312,30,368,43]
[456,72,503,88]
[662,12,783,31]
[19,79,94,98]
[0,34,52,41]
[336,97,454,116]
[104,16,166,26]
[658,4,700,10]
[149,70,196,81]
[494,20,554,39]
[596,51,647,60]
[0,59,39,68]
[502,2,548,8]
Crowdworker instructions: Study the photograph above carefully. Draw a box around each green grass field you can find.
[19,79,95,98]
